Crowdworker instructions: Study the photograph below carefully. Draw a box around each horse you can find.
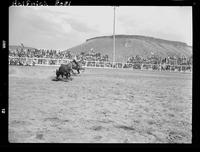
[71,59,85,74]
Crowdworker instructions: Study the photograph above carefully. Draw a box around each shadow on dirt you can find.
[51,77,73,82]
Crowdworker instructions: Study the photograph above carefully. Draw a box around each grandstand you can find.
[9,53,192,73]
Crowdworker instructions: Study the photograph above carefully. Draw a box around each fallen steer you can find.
[56,63,75,80]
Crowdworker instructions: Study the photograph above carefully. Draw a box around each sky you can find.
[9,6,192,50]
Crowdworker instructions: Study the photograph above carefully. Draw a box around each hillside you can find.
[67,35,192,62]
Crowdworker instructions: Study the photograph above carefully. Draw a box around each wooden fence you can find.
[9,56,192,73]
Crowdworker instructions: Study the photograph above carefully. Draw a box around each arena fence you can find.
[9,56,192,73]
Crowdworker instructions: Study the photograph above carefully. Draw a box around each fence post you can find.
[86,61,88,67]
[25,57,28,65]
[160,64,161,71]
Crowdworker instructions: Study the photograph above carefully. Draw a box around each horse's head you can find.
[73,60,83,68]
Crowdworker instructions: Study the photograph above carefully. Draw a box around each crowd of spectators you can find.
[9,47,192,70]
[124,54,192,71]
[9,47,110,66]
[9,48,73,59]
[126,54,192,66]
[76,50,109,62]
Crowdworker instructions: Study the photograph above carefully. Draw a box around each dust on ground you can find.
[9,66,192,143]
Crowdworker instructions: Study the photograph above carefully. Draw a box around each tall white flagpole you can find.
[113,6,116,66]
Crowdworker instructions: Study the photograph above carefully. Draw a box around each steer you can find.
[56,63,75,79]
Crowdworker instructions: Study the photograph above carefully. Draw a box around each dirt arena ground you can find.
[9,65,192,143]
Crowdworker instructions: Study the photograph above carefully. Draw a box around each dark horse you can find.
[71,59,85,74]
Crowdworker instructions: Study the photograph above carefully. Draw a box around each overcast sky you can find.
[9,6,192,50]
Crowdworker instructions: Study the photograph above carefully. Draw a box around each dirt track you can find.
[9,66,192,143]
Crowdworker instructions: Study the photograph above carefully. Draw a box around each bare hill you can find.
[67,35,192,62]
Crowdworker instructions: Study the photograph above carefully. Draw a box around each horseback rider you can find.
[71,55,85,74]
[72,59,78,66]
[72,55,78,65]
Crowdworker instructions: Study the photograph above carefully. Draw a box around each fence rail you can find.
[9,56,192,73]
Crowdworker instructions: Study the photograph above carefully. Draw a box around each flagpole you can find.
[113,6,116,66]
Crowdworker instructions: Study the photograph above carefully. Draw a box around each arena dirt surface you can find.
[9,65,192,143]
